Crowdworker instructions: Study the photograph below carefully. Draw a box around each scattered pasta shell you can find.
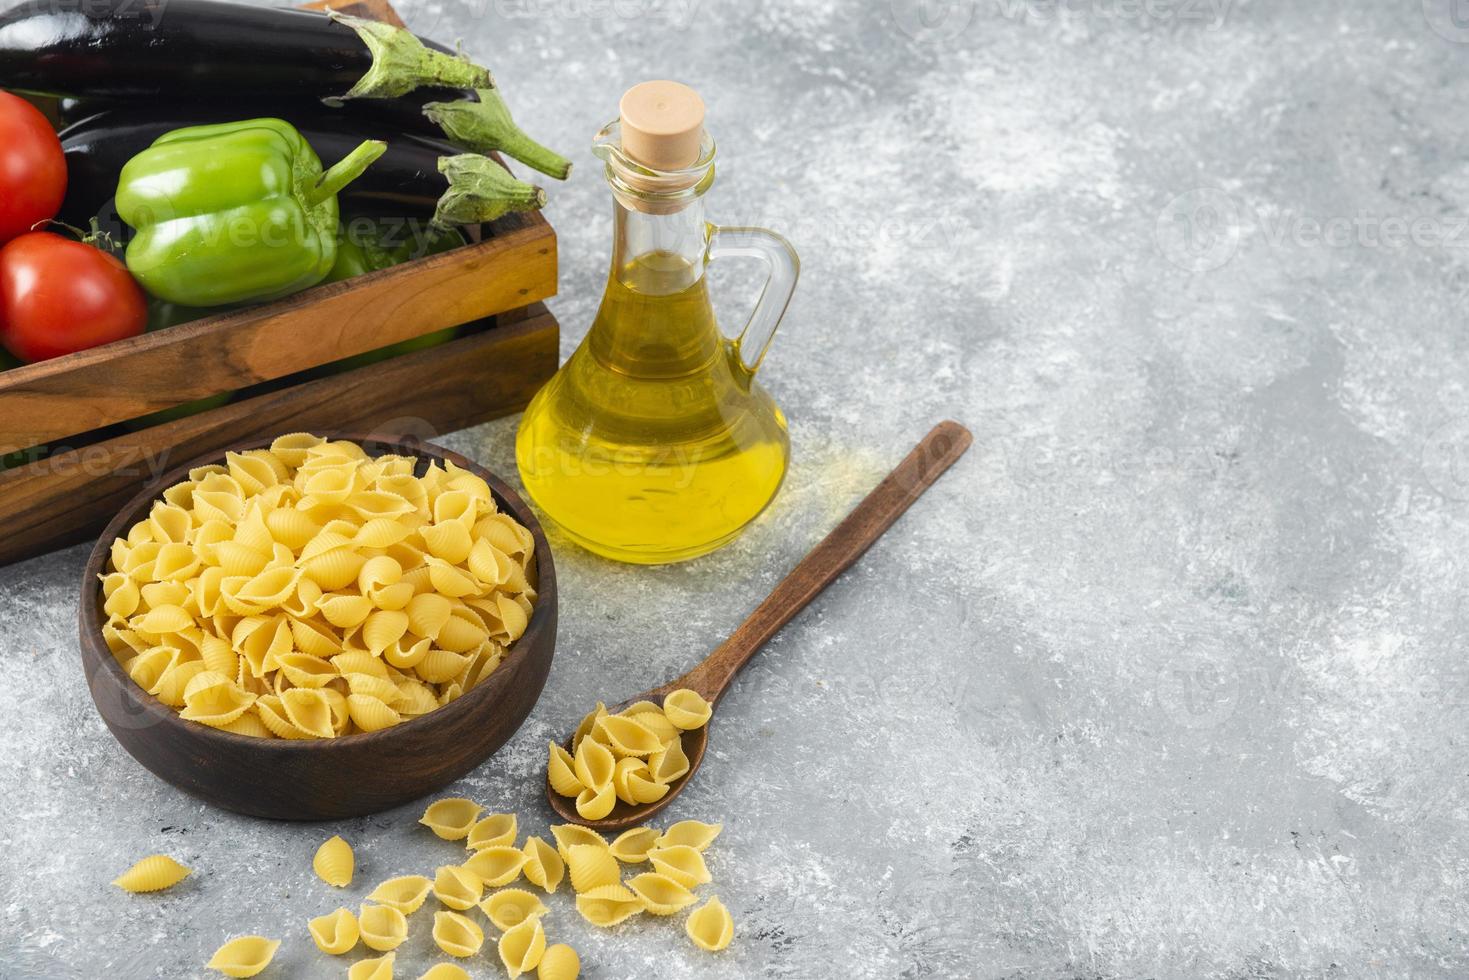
[481,888,549,931]
[609,827,661,864]
[420,798,484,840]
[113,854,191,893]
[462,845,527,887]
[366,875,432,915]
[433,864,484,911]
[521,836,564,894]
[574,783,616,821]
[627,871,698,915]
[313,835,354,888]
[546,742,582,798]
[648,845,712,889]
[498,916,547,979]
[359,903,410,951]
[418,965,471,980]
[655,820,723,852]
[433,910,485,958]
[348,952,396,980]
[565,844,621,894]
[538,944,580,980]
[685,896,734,951]
[206,936,280,978]
[572,737,616,791]
[575,883,644,928]
[662,689,713,730]
[308,906,359,955]
[647,737,690,784]
[595,714,664,757]
[467,812,518,850]
[550,824,608,862]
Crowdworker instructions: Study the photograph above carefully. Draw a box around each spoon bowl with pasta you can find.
[547,421,972,830]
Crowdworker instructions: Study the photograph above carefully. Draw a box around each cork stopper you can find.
[619,81,705,171]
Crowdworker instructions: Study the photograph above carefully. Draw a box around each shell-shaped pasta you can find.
[416,648,470,684]
[405,592,453,639]
[462,846,526,888]
[520,836,564,894]
[152,542,201,582]
[575,884,643,928]
[609,827,661,864]
[573,737,615,791]
[280,687,337,739]
[565,844,620,894]
[656,820,723,852]
[344,672,402,704]
[199,633,236,675]
[685,896,734,951]
[276,652,337,688]
[347,952,396,980]
[347,694,403,733]
[628,871,697,915]
[433,865,484,911]
[480,888,549,931]
[227,566,303,615]
[313,835,355,888]
[347,490,417,521]
[383,635,431,670]
[546,743,581,798]
[358,554,402,593]
[206,935,280,978]
[212,541,270,578]
[308,906,359,955]
[300,547,367,592]
[219,709,272,738]
[435,612,487,653]
[550,824,608,862]
[394,678,440,717]
[420,798,483,840]
[649,845,712,889]
[622,708,679,743]
[490,593,529,642]
[467,812,517,851]
[354,517,412,549]
[596,714,663,757]
[113,854,191,893]
[288,618,341,659]
[422,520,474,564]
[663,688,713,730]
[263,507,320,552]
[497,916,546,979]
[466,537,510,586]
[359,903,409,951]
[153,660,209,708]
[425,557,479,598]
[366,875,432,914]
[371,580,416,612]
[317,592,374,629]
[147,501,192,543]
[101,572,142,620]
[179,673,256,726]
[333,649,388,677]
[269,432,325,466]
[417,965,470,980]
[574,783,616,821]
[362,609,410,657]
[538,943,580,980]
[256,695,310,739]
[134,604,194,635]
[571,703,607,752]
[648,737,691,785]
[432,910,485,957]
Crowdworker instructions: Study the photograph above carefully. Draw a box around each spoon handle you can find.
[668,420,973,704]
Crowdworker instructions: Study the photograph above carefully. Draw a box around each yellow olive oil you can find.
[516,252,789,564]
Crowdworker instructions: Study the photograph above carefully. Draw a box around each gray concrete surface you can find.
[5,0,1469,976]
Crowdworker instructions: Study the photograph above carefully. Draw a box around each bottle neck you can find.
[609,195,709,295]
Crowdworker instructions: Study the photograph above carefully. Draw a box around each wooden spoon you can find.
[547,420,973,829]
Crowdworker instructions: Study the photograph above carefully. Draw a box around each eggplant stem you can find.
[310,140,388,207]
[331,12,493,99]
[431,153,547,229]
[423,89,572,181]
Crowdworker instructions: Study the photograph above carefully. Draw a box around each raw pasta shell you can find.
[648,845,712,889]
[622,708,679,743]
[359,903,409,951]
[480,888,549,931]
[333,649,388,678]
[573,737,615,791]
[218,710,272,738]
[497,916,546,979]
[550,824,608,863]
[301,547,367,592]
[432,910,485,957]
[685,896,734,952]
[435,612,488,653]
[662,688,713,730]
[648,737,691,784]
[422,519,474,564]
[420,798,483,840]
[417,965,471,980]
[609,827,661,864]
[347,694,402,733]
[417,648,470,685]
[405,592,453,639]
[308,906,359,955]
[571,702,607,752]
[610,757,651,806]
[206,935,280,978]
[433,864,484,911]
[463,846,527,888]
[538,944,581,980]
[347,952,396,980]
[521,836,564,894]
[313,835,355,888]
[467,812,518,851]
[595,714,664,757]
[546,743,582,798]
[280,687,337,739]
[134,604,194,634]
[575,783,616,820]
[575,884,643,928]
[366,875,432,914]
[655,820,723,852]
[213,541,270,578]
[565,844,620,894]
[113,854,191,893]
[627,871,697,915]
[276,652,337,688]
[287,619,342,659]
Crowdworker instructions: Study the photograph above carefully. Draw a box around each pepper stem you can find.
[309,140,388,207]
[331,12,494,99]
[432,154,547,229]
[423,89,572,180]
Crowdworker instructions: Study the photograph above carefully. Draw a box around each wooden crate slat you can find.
[0,306,558,568]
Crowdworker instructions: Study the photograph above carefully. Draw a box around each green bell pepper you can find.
[116,118,385,307]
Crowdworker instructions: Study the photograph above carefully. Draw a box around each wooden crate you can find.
[0,0,559,567]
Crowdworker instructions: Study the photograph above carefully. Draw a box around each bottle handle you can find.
[706,224,800,375]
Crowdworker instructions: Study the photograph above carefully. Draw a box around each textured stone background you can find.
[5,0,1469,977]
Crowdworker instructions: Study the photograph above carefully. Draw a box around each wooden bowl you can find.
[77,434,557,821]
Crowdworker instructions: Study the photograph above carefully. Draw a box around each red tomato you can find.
[0,233,147,362]
[0,92,66,244]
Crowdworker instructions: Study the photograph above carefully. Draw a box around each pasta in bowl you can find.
[78,433,557,820]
